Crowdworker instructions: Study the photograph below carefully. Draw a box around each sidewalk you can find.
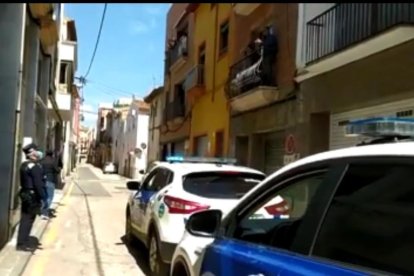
[0,173,74,276]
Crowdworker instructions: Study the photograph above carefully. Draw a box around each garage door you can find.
[264,131,285,175]
[173,140,186,156]
[194,135,209,156]
[330,99,414,150]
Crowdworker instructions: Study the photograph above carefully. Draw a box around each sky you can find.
[65,3,170,127]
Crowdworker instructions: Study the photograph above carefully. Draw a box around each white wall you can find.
[134,113,149,177]
[122,102,149,179]
[55,15,78,176]
[296,3,336,68]
[60,41,76,62]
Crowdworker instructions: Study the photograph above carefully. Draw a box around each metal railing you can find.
[165,98,185,121]
[306,3,414,64]
[227,48,267,98]
[183,64,205,93]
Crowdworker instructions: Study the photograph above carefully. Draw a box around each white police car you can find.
[178,117,414,276]
[124,156,265,276]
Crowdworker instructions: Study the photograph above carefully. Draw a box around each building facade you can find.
[0,3,62,249]
[296,3,414,154]
[95,104,113,168]
[144,86,164,164]
[227,4,299,174]
[160,4,195,159]
[47,15,79,176]
[118,100,150,178]
[186,4,231,157]
[111,106,130,169]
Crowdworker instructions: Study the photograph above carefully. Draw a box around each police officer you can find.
[16,143,46,251]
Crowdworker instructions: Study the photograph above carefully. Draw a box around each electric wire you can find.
[83,3,108,79]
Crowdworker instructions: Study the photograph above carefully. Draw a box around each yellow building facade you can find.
[188,3,232,157]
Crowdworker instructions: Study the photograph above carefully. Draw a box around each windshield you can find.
[183,171,265,199]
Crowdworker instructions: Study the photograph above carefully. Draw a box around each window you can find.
[313,162,414,275]
[37,59,42,95]
[198,43,206,65]
[99,117,104,129]
[198,43,206,85]
[143,168,172,192]
[230,171,327,251]
[59,62,68,84]
[183,172,265,199]
[219,21,229,54]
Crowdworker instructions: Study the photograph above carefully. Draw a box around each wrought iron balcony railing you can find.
[165,98,185,122]
[305,3,414,64]
[228,48,275,98]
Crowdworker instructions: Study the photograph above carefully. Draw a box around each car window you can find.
[312,162,414,275]
[147,168,171,192]
[229,171,327,251]
[142,169,158,190]
[183,172,265,199]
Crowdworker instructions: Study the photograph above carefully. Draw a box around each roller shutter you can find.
[330,99,414,150]
[264,131,285,175]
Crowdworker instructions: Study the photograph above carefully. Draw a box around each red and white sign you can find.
[284,134,296,154]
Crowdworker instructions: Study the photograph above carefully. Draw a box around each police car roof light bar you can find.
[166,156,237,165]
[345,117,414,138]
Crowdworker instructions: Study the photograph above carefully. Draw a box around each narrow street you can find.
[22,164,149,276]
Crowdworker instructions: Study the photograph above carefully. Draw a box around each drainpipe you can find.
[211,4,219,102]
[9,3,27,229]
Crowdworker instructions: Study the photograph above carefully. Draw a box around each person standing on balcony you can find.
[262,25,278,86]
[177,31,188,57]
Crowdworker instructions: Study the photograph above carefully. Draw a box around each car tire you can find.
[172,260,190,276]
[148,230,169,276]
[125,212,135,243]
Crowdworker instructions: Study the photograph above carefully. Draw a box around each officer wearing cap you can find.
[16,143,46,251]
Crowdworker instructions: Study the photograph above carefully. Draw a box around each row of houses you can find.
[93,97,151,179]
[143,3,414,175]
[0,4,80,249]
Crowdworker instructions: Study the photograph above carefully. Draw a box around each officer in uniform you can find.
[16,143,46,251]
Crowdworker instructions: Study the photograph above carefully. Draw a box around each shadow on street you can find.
[119,235,150,275]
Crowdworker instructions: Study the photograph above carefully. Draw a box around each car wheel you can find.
[148,230,169,276]
[172,261,190,276]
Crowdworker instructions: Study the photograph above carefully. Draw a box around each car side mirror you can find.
[185,210,222,238]
[139,169,145,174]
[126,181,141,190]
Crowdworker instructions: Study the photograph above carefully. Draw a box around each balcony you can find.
[29,4,59,55]
[183,64,205,104]
[233,3,260,16]
[297,3,414,82]
[60,41,77,63]
[165,98,185,124]
[227,48,280,114]
[48,92,72,121]
[169,35,188,71]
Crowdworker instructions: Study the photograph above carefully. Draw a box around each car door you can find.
[306,157,414,276]
[141,168,173,234]
[200,163,346,276]
[133,168,159,234]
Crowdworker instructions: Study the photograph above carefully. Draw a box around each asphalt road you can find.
[22,164,150,276]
